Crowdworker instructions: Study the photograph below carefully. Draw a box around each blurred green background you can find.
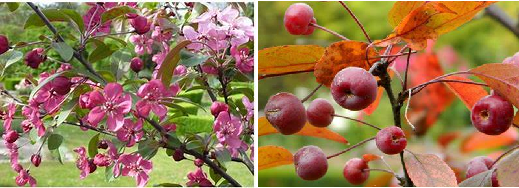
[259,1,519,187]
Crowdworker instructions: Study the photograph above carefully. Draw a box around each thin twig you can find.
[327,137,375,159]
[310,22,349,41]
[195,65,217,102]
[403,48,412,90]
[338,1,372,43]
[301,84,323,103]
[63,121,115,137]
[485,5,519,39]
[91,30,135,39]
[333,114,381,130]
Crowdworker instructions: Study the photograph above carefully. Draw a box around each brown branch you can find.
[327,137,374,159]
[338,1,372,43]
[485,4,519,39]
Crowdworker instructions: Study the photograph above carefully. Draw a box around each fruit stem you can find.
[338,1,372,43]
[326,137,374,159]
[403,48,412,90]
[301,84,323,103]
[364,168,397,176]
[309,23,350,41]
[333,114,381,130]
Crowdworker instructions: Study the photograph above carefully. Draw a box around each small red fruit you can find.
[306,98,335,127]
[51,76,72,95]
[194,158,204,167]
[466,156,498,186]
[375,126,407,155]
[343,158,370,185]
[264,92,306,135]
[173,148,185,161]
[293,145,328,180]
[31,154,41,167]
[130,57,144,73]
[331,67,378,111]
[284,3,316,35]
[471,94,513,135]
[0,35,9,55]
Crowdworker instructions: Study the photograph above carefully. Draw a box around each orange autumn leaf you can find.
[363,87,384,115]
[259,45,325,79]
[470,63,519,108]
[362,153,381,162]
[388,1,426,27]
[364,173,394,187]
[377,1,495,50]
[443,75,488,110]
[404,153,458,187]
[258,117,348,144]
[513,111,519,127]
[314,40,379,87]
[258,145,293,170]
[437,131,461,149]
[461,128,518,153]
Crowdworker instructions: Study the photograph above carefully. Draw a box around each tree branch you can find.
[26,2,106,84]
[485,4,519,39]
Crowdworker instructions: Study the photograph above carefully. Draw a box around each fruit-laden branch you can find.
[143,117,242,187]
[485,5,519,39]
[26,2,106,84]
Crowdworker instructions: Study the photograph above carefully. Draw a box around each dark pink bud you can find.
[0,35,9,55]
[173,149,184,161]
[93,153,110,167]
[51,76,72,95]
[3,130,19,143]
[24,48,46,69]
[130,16,151,35]
[31,154,41,167]
[130,57,144,72]
[97,140,109,149]
[194,158,204,167]
[126,13,138,19]
[185,2,194,8]
[210,101,229,117]
[88,159,97,173]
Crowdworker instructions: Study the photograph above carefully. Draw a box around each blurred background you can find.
[259,1,519,187]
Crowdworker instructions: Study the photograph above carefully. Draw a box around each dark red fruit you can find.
[284,3,316,35]
[264,92,306,135]
[375,126,407,155]
[130,57,144,73]
[31,154,41,167]
[88,159,97,173]
[3,130,19,143]
[24,48,47,69]
[306,98,335,127]
[331,67,377,111]
[466,156,498,186]
[194,158,204,167]
[130,15,151,35]
[173,148,184,161]
[51,76,72,95]
[471,94,513,135]
[343,158,370,185]
[293,145,328,180]
[0,35,9,55]
[210,101,229,117]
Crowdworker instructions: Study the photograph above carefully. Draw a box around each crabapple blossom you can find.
[129,35,153,55]
[119,153,153,187]
[31,154,41,167]
[116,119,144,147]
[231,46,254,73]
[2,103,16,130]
[3,130,18,143]
[213,112,244,149]
[136,79,179,119]
[74,147,91,179]
[83,3,112,36]
[242,96,254,121]
[87,83,132,131]
[15,169,37,187]
[186,167,213,187]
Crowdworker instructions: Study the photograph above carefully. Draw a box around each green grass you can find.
[0,125,253,187]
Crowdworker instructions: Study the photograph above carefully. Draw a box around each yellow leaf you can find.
[259,45,324,79]
[258,117,348,144]
[258,145,293,170]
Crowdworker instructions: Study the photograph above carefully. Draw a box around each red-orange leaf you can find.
[461,129,518,153]
[437,131,461,149]
[259,45,324,79]
[313,40,379,87]
[258,145,293,170]
[404,153,458,187]
[470,63,519,108]
[363,153,381,162]
[443,75,488,110]
[364,173,394,187]
[513,111,519,127]
[258,117,348,144]
[363,87,384,115]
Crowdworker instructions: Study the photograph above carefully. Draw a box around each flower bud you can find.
[51,76,72,95]
[173,149,184,161]
[31,154,41,167]
[97,140,109,149]
[194,158,204,167]
[24,48,47,69]
[3,130,19,143]
[210,101,229,117]
[93,153,110,167]
[130,15,151,35]
[130,57,144,72]
[88,159,97,173]
[0,35,9,55]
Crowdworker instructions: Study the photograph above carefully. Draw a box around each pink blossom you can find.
[136,80,177,118]
[250,144,254,161]
[174,65,187,76]
[119,153,153,187]
[83,3,112,36]
[151,26,172,44]
[183,23,228,51]
[231,46,253,73]
[93,153,111,167]
[5,141,20,171]
[218,6,254,47]
[129,35,153,55]
[79,92,95,109]
[186,167,213,187]
[242,96,253,121]
[120,2,138,7]
[213,112,243,148]
[74,147,91,179]
[210,101,229,117]
[21,102,46,136]
[201,65,218,75]
[3,103,16,130]
[152,46,169,66]
[163,124,177,132]
[15,169,37,187]
[116,119,143,147]
[87,83,132,131]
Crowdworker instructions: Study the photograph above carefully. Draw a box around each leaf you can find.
[154,183,183,187]
[378,2,494,50]
[25,9,84,32]
[258,45,324,79]
[258,117,348,144]
[363,87,384,115]
[388,2,426,28]
[443,75,488,110]
[51,42,74,61]
[56,98,76,127]
[158,40,192,86]
[48,133,64,150]
[105,164,115,182]
[314,40,379,87]
[88,133,100,158]
[437,131,461,149]
[496,147,519,186]
[470,63,519,108]
[214,147,231,167]
[0,50,23,77]
[137,139,159,160]
[172,116,213,135]
[461,129,518,153]
[6,3,19,12]
[180,54,209,67]
[209,168,222,184]
[404,152,458,187]
[459,170,492,187]
[101,6,137,24]
[365,173,394,187]
[29,71,66,99]
[89,42,115,63]
[362,153,381,162]
[258,145,293,170]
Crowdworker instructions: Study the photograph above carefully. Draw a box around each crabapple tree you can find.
[0,2,254,187]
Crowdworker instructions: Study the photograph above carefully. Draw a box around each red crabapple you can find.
[264,92,306,135]
[294,145,328,180]
[284,3,316,35]
[471,94,513,135]
[343,158,370,185]
[306,98,335,127]
[0,35,9,55]
[331,67,378,111]
[130,57,144,72]
[173,149,185,161]
[466,156,499,186]
[375,126,407,155]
